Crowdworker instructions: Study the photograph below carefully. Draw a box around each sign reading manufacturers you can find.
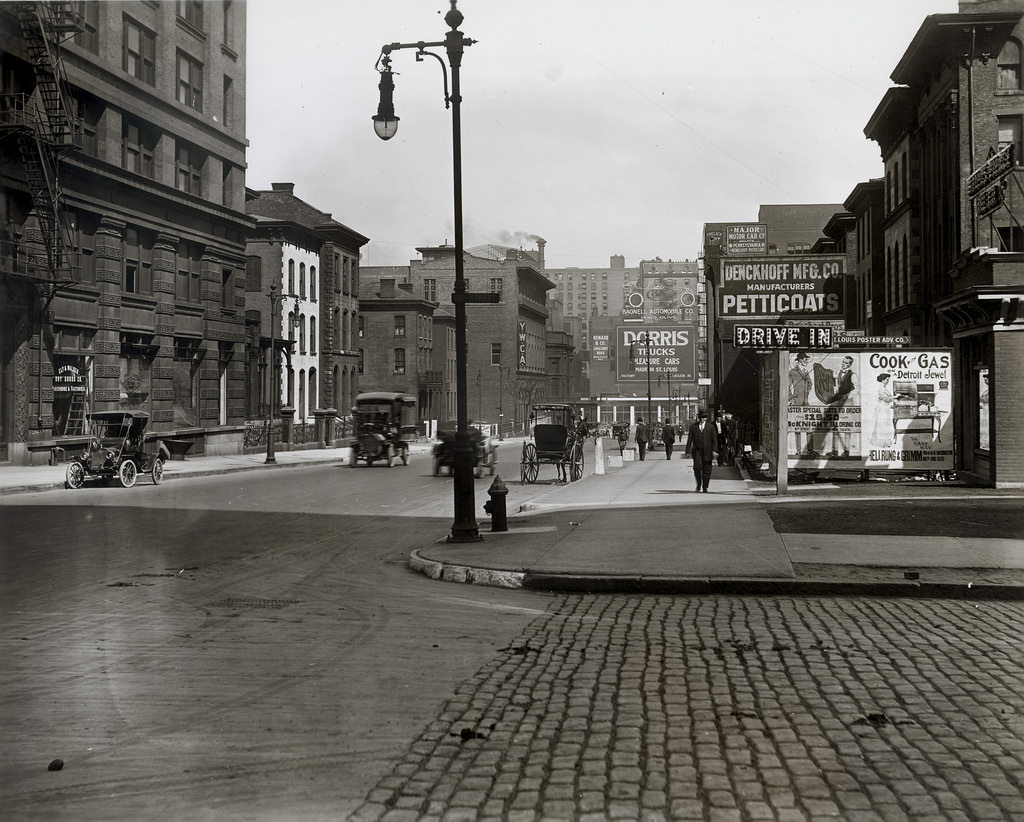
[718,254,845,319]
[616,325,696,383]
[725,224,767,255]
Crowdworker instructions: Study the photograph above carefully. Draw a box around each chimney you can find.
[536,237,546,270]
[270,182,295,194]
[380,279,396,298]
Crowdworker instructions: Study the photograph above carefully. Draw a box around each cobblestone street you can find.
[353,595,1024,821]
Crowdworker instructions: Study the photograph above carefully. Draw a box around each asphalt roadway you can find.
[3,438,1022,600]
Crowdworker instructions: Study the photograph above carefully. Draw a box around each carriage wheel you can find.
[150,458,165,485]
[521,443,539,484]
[118,459,138,488]
[65,461,85,489]
[569,441,585,482]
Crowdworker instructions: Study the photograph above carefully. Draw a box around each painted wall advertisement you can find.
[622,276,699,323]
[719,255,845,319]
[616,325,696,383]
[786,349,953,470]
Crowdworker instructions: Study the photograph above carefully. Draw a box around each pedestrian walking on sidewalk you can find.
[685,408,718,492]
[635,417,650,461]
[714,410,730,466]
[662,418,676,460]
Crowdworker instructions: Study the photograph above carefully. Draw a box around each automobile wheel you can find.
[150,458,164,485]
[65,461,85,489]
[118,459,138,488]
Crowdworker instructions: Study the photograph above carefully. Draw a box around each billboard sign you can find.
[786,349,953,470]
[719,255,845,319]
[725,224,767,255]
[616,325,696,383]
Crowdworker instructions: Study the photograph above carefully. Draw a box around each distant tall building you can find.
[545,255,635,352]
[0,2,251,463]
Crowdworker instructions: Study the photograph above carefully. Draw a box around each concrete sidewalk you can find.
[2,439,1022,598]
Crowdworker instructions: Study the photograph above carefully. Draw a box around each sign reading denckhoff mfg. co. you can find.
[719,255,845,319]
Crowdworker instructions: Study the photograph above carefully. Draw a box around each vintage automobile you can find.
[65,411,170,489]
[350,392,417,467]
[432,421,497,478]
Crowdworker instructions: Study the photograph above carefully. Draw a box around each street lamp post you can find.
[374,1,482,543]
[265,283,281,464]
[629,334,653,427]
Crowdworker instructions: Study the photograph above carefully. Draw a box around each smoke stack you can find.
[536,238,546,270]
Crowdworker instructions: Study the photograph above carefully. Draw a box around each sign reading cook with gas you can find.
[718,255,845,319]
[616,325,696,383]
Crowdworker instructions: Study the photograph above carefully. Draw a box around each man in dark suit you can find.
[685,408,718,492]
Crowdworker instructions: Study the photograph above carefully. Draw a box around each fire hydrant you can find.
[483,475,508,532]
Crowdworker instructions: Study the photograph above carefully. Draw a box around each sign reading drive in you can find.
[719,255,844,319]
[616,325,696,383]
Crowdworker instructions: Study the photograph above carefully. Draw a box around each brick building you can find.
[864,0,1024,486]
[1,1,251,463]
[244,183,367,425]
[363,242,554,436]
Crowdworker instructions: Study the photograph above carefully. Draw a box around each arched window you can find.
[998,38,1022,91]
[299,262,306,298]
[298,369,306,420]
[308,367,317,413]
[299,314,306,354]
[288,259,295,294]
[309,316,316,355]
[309,266,316,301]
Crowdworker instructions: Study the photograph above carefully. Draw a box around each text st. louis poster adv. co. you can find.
[786,350,953,470]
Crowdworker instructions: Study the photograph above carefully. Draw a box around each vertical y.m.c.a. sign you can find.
[518,321,527,368]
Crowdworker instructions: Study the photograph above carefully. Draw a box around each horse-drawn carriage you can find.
[520,403,586,484]
[350,392,417,467]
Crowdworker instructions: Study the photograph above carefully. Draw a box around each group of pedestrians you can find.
[631,409,737,492]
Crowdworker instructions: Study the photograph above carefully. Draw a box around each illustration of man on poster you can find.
[812,353,859,458]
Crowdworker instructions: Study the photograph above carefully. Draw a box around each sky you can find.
[245,0,960,269]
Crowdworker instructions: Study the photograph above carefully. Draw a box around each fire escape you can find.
[0,1,81,286]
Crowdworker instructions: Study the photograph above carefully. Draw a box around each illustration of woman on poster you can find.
[869,372,897,447]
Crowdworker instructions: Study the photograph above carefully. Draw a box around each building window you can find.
[222,268,233,310]
[122,117,156,177]
[245,255,261,291]
[177,240,202,303]
[491,342,501,366]
[394,348,406,375]
[175,142,204,195]
[123,227,151,295]
[178,0,204,30]
[299,316,306,354]
[998,115,1023,164]
[75,1,99,53]
[490,277,504,299]
[394,315,406,337]
[222,0,234,46]
[288,259,295,294]
[998,38,1022,91]
[424,278,437,301]
[309,317,316,355]
[176,51,203,111]
[123,17,156,85]
[309,266,316,301]
[222,75,234,127]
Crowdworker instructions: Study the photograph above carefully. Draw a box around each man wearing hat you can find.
[788,352,815,456]
[684,408,718,492]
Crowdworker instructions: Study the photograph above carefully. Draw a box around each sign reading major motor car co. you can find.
[725,224,767,255]
[718,255,845,319]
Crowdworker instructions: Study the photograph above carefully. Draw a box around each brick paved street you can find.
[353,595,1024,822]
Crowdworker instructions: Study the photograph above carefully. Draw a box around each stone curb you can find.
[408,551,1024,600]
